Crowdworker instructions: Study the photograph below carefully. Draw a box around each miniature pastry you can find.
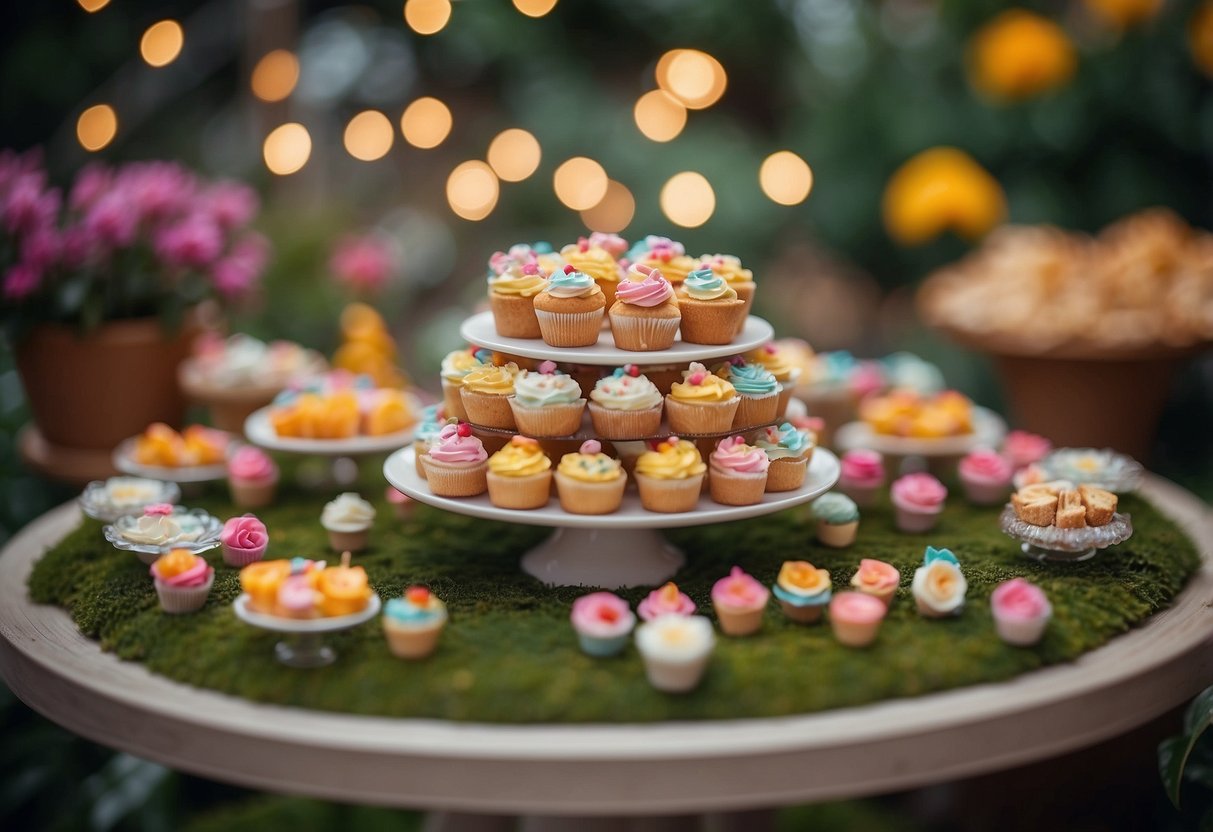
[990,578,1052,646]
[440,347,487,421]
[828,592,887,647]
[274,574,321,619]
[634,614,716,693]
[711,566,770,636]
[588,365,664,439]
[570,592,636,657]
[912,546,967,618]
[133,423,229,467]
[700,253,756,335]
[810,492,860,548]
[320,492,376,552]
[676,266,745,345]
[412,403,448,478]
[837,449,885,507]
[957,448,1014,506]
[149,548,215,614]
[859,390,973,438]
[553,440,627,515]
[771,560,832,624]
[715,359,780,429]
[227,445,279,508]
[755,422,815,492]
[637,582,697,621]
[634,437,707,513]
[1055,489,1087,529]
[114,504,205,548]
[422,422,490,497]
[487,260,548,338]
[239,558,292,613]
[1079,484,1117,526]
[486,436,553,510]
[890,473,947,534]
[608,263,681,351]
[746,343,800,417]
[849,559,900,607]
[383,585,448,659]
[533,266,606,347]
[708,435,769,506]
[627,235,699,285]
[316,551,373,617]
[459,362,519,430]
[220,514,268,568]
[386,487,414,520]
[664,362,739,435]
[362,389,415,436]
[509,362,586,437]
[1002,430,1052,470]
[1011,483,1060,526]
[332,303,408,390]
[562,236,626,309]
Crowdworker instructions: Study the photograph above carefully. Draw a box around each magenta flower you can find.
[20,228,59,271]
[3,263,41,300]
[329,233,397,293]
[211,232,270,300]
[120,161,196,223]
[83,193,138,248]
[69,163,112,212]
[155,215,223,268]
[202,181,258,230]
[3,174,59,236]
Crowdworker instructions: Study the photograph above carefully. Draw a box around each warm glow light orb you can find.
[553,157,609,211]
[404,0,452,35]
[401,97,453,148]
[76,104,117,152]
[513,0,559,17]
[263,123,312,175]
[580,180,635,233]
[251,50,299,102]
[447,161,500,221]
[140,20,184,68]
[344,111,394,161]
[759,151,814,206]
[77,0,111,12]
[633,90,687,142]
[656,49,727,110]
[487,128,542,182]
[660,171,715,227]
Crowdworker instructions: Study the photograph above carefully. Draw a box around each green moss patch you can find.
[27,462,1200,724]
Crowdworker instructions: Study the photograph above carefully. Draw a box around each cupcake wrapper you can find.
[816,519,858,548]
[733,283,756,335]
[635,473,703,513]
[708,469,768,506]
[779,600,825,624]
[678,298,745,345]
[765,456,808,492]
[327,528,369,553]
[641,654,711,693]
[892,500,941,534]
[713,603,765,636]
[663,396,739,435]
[222,543,267,568]
[509,399,586,438]
[489,292,543,338]
[992,613,1049,647]
[383,618,446,659]
[775,385,793,420]
[229,478,277,509]
[608,312,681,352]
[155,572,214,614]
[554,472,628,515]
[460,389,517,430]
[831,618,881,647]
[587,402,664,440]
[441,379,469,422]
[733,389,781,429]
[577,632,630,657]
[962,478,1012,506]
[535,308,605,348]
[414,440,431,478]
[487,470,553,510]
[422,458,489,497]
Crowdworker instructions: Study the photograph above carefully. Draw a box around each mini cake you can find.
[890,473,947,534]
[958,449,1014,506]
[664,362,739,435]
[849,558,900,607]
[712,566,770,636]
[239,559,292,613]
[628,235,699,286]
[533,266,606,347]
[676,267,745,345]
[554,440,627,515]
[316,551,373,617]
[274,573,320,620]
[422,422,489,497]
[860,389,973,438]
[635,614,715,693]
[588,365,664,439]
[320,493,376,552]
[1002,430,1053,470]
[990,578,1052,646]
[838,450,884,507]
[227,445,279,508]
[78,476,180,523]
[570,592,636,657]
[771,560,832,624]
[439,347,487,421]
[133,423,229,467]
[608,264,681,351]
[708,435,770,506]
[700,253,756,335]
[220,514,268,567]
[412,403,448,478]
[912,546,967,619]
[828,592,887,647]
[362,389,415,436]
[383,586,448,659]
[561,237,626,310]
[509,361,585,437]
[716,359,781,428]
[755,422,815,492]
[459,362,519,430]
[486,436,553,510]
[637,582,697,621]
[487,261,548,338]
[747,343,801,416]
[810,492,860,548]
[150,548,215,614]
[634,437,707,513]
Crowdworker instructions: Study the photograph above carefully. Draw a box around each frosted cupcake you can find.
[562,237,626,310]
[1002,430,1052,471]
[634,437,706,513]
[487,260,548,338]
[665,362,739,435]
[627,235,699,286]
[890,473,947,533]
[570,592,636,657]
[712,566,770,636]
[588,365,664,439]
[829,592,887,647]
[533,267,606,347]
[849,558,900,607]
[227,445,279,509]
[609,263,681,351]
[958,449,1014,506]
[838,450,885,507]
[439,347,487,422]
[990,578,1052,646]
[635,614,715,693]
[677,267,745,345]
[383,586,448,659]
[700,253,756,335]
[320,492,376,552]
[412,404,448,478]
[386,486,414,519]
[810,492,860,548]
[912,546,967,619]
[150,548,215,614]
[755,422,815,492]
[220,514,268,567]
[422,422,489,497]
[637,582,697,621]
[716,360,781,429]
[747,343,800,416]
[459,362,519,430]
[554,440,627,515]
[771,560,832,624]
[708,435,769,506]
[509,361,586,437]
[486,436,553,510]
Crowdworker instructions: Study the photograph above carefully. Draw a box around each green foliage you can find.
[1160,686,1213,808]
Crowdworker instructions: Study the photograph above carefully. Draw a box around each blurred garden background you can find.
[3,0,1213,829]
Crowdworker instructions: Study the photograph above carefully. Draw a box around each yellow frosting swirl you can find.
[635,439,707,480]
[776,561,831,597]
[746,346,799,383]
[560,244,622,284]
[669,363,736,403]
[462,363,518,395]
[701,254,754,285]
[557,450,623,483]
[488,437,552,477]
[640,254,698,283]
[488,271,548,297]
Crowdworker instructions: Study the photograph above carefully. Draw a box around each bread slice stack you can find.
[1011,482,1117,528]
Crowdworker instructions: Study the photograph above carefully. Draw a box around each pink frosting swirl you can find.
[712,566,770,609]
[570,592,635,638]
[588,232,628,257]
[841,450,884,485]
[959,449,1013,484]
[711,435,770,474]
[1003,430,1053,469]
[637,582,697,621]
[850,362,886,398]
[617,264,674,307]
[427,423,488,464]
[829,591,887,624]
[229,445,277,482]
[890,473,947,509]
[991,578,1051,621]
[852,559,899,594]
[150,556,212,588]
[221,514,268,553]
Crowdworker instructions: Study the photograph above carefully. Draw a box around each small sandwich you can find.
[1078,485,1118,526]
[1011,488,1059,527]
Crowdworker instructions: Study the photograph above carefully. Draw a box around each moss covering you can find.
[27,459,1200,724]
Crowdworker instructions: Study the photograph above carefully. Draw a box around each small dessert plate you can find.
[111,437,233,484]
[103,507,224,564]
[999,505,1134,563]
[834,406,1007,459]
[1039,448,1144,493]
[243,406,417,457]
[78,477,182,523]
[232,593,382,668]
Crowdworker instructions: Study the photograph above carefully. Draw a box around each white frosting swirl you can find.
[321,492,377,531]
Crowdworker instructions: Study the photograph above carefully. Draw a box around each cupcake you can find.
[771,560,832,624]
[958,449,1014,506]
[635,614,715,693]
[316,551,374,617]
[320,492,376,552]
[755,422,815,492]
[637,582,697,621]
[411,404,448,478]
[554,440,627,515]
[588,365,664,440]
[708,435,769,506]
[608,264,681,351]
[676,267,745,345]
[747,343,801,417]
[716,359,781,429]
[634,437,707,513]
[509,361,585,437]
[487,261,548,338]
[890,473,948,533]
[386,486,414,519]
[810,492,860,548]
[422,422,489,497]
[912,546,967,619]
[627,235,699,286]
[239,559,292,613]
[383,585,448,659]
[227,445,279,509]
[439,347,487,422]
[829,592,887,647]
[664,362,739,434]
[990,578,1052,646]
[711,566,770,636]
[1002,430,1053,471]
[849,558,900,607]
[486,436,553,510]
[533,266,606,348]
[459,362,519,430]
[489,241,563,278]
[570,592,636,657]
[837,449,885,507]
[561,237,625,310]
[220,514,268,567]
[700,254,756,335]
[150,548,215,614]
[274,573,320,619]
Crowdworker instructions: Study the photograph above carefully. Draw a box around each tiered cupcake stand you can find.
[384,312,841,588]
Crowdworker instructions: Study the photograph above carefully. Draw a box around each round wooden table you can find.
[1,477,1211,818]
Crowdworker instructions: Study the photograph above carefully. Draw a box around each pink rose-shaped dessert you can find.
[991,578,1052,646]
[220,514,268,567]
[149,548,215,614]
[637,582,697,621]
[1003,430,1052,470]
[711,566,770,636]
[849,559,900,607]
[617,264,675,307]
[958,448,1014,506]
[890,473,948,533]
[570,592,636,656]
[228,445,279,508]
[829,592,887,647]
[838,449,885,506]
[709,436,770,507]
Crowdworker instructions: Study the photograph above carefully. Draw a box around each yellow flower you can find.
[968,10,1077,101]
[1083,0,1163,29]
[882,148,1007,245]
[1191,2,1213,77]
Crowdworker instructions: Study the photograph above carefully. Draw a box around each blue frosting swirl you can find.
[811,492,859,524]
[723,362,779,396]
[385,596,445,624]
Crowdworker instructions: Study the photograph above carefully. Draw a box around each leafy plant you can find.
[1159,685,1213,819]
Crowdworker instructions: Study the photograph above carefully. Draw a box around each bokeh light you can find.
[513,0,559,16]
[401,97,452,148]
[251,50,299,102]
[656,49,727,110]
[76,104,117,152]
[633,90,687,142]
[553,157,609,211]
[263,123,312,175]
[660,171,716,227]
[446,161,500,221]
[487,128,541,182]
[759,151,814,206]
[140,20,184,68]
[580,180,635,233]
[404,0,451,35]
[77,0,110,12]
[344,111,394,161]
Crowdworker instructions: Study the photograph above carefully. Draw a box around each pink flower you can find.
[59,223,98,269]
[3,174,59,235]
[329,234,397,293]
[0,149,41,194]
[20,227,59,271]
[210,232,269,300]
[202,181,258,230]
[69,163,113,212]
[84,193,138,248]
[155,215,224,268]
[119,161,196,223]
[3,264,41,300]
[221,514,269,553]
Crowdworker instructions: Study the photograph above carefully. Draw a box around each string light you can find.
[633,90,687,142]
[660,171,715,227]
[447,161,500,221]
[76,104,117,152]
[553,157,608,211]
[487,128,542,182]
[401,97,452,148]
[263,123,312,175]
[251,50,299,102]
[580,180,635,233]
[344,111,394,161]
[513,0,559,16]
[404,0,451,35]
[140,20,184,68]
[759,151,814,206]
[77,0,111,12]
[656,49,727,109]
